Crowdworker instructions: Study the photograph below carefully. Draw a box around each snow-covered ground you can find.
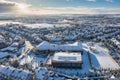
[0,15,120,79]
[0,21,21,25]
[88,43,120,70]
[24,23,70,28]
[0,21,70,28]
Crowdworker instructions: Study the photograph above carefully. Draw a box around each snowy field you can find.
[24,23,70,28]
[88,43,120,70]
[0,21,70,28]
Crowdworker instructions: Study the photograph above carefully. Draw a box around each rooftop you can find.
[36,41,83,51]
[0,65,33,80]
[52,52,82,62]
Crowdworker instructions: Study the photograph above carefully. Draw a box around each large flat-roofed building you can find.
[36,41,83,52]
[51,52,82,68]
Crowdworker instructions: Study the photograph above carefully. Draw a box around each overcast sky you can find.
[0,0,120,15]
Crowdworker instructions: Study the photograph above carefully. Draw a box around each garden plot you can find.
[89,43,120,70]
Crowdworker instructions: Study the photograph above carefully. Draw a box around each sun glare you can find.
[18,4,27,10]
[16,3,31,14]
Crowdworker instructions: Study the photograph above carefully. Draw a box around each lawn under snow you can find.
[87,43,120,70]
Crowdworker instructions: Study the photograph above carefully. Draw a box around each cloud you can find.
[86,0,96,2]
[94,7,120,14]
[0,0,119,15]
[0,0,17,13]
[66,0,72,2]
[30,6,96,14]
[0,0,31,13]
[30,6,120,15]
[106,0,114,3]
